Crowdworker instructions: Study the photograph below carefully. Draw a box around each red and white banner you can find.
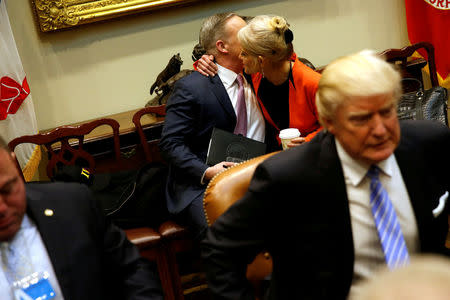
[405,0,450,88]
[0,0,40,180]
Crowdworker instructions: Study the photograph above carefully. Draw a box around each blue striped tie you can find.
[367,166,409,269]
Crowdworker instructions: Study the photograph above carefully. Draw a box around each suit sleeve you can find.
[85,186,163,300]
[201,164,278,300]
[159,79,209,181]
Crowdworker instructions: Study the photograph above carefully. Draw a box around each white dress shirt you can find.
[216,64,265,142]
[0,215,64,300]
[334,139,419,297]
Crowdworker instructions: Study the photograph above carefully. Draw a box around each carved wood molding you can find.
[32,0,203,32]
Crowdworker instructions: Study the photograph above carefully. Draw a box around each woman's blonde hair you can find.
[238,15,293,62]
[316,50,402,127]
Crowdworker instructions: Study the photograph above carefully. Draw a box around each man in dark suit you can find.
[201,50,450,299]
[159,12,265,238]
[0,136,162,299]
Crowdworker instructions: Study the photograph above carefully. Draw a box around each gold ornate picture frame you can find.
[33,0,203,32]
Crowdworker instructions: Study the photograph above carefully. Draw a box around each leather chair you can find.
[7,118,175,300]
[203,151,278,299]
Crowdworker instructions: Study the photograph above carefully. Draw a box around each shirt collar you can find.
[21,214,32,230]
[0,215,32,246]
[217,63,240,88]
[335,138,394,186]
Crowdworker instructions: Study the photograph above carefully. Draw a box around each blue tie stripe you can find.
[367,166,409,269]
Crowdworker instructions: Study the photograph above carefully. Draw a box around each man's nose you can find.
[371,114,388,136]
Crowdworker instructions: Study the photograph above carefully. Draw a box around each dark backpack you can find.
[53,163,169,229]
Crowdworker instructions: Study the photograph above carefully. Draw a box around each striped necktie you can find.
[233,74,247,136]
[367,165,409,269]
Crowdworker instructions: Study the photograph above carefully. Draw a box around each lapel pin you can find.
[44,209,54,217]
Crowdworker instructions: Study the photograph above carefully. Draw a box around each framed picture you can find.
[33,0,204,32]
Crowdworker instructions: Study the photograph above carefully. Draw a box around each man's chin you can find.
[365,149,395,164]
[0,221,21,242]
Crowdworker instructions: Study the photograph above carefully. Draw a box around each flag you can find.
[0,0,40,180]
[405,0,450,88]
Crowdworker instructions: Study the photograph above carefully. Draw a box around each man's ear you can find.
[322,118,335,135]
[216,40,228,54]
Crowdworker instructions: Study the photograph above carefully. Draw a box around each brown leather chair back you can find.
[203,151,278,288]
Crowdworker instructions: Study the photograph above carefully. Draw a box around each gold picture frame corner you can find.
[32,0,204,33]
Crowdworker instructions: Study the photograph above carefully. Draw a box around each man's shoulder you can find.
[400,120,449,141]
[261,132,328,176]
[176,70,216,87]
[26,181,89,194]
[26,182,91,206]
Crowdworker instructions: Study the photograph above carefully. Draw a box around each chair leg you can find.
[165,242,185,300]
[126,227,176,300]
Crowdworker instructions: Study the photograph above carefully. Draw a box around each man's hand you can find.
[204,161,235,181]
[287,137,306,148]
[197,54,218,77]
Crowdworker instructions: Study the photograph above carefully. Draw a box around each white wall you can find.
[6,0,408,130]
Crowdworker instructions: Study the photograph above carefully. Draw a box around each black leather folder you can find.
[206,127,267,166]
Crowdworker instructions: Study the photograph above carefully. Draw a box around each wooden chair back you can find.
[380,41,439,87]
[132,105,166,163]
[8,118,121,180]
[316,42,439,88]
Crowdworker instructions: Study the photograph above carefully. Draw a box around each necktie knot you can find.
[367,165,380,180]
[236,74,244,87]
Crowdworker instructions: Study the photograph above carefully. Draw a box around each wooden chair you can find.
[380,41,439,89]
[132,105,166,164]
[203,151,278,300]
[134,105,203,300]
[315,42,439,86]
[8,118,121,180]
[7,118,175,300]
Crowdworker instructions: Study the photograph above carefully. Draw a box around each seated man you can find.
[159,12,265,239]
[201,50,450,299]
[0,135,163,299]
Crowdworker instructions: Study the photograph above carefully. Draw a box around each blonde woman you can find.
[197,15,322,151]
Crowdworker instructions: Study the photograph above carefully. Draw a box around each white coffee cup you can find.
[279,128,301,150]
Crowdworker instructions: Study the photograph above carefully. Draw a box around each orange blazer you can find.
[251,53,322,143]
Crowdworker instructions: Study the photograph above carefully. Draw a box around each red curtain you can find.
[405,0,450,87]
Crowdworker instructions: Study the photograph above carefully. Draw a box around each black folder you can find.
[206,127,267,166]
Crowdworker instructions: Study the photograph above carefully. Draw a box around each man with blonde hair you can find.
[202,50,449,299]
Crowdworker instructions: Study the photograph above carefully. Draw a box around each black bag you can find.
[397,78,448,125]
[53,163,169,229]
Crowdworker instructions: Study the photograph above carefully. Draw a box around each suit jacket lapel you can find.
[317,132,355,290]
[394,134,429,247]
[26,187,72,299]
[209,75,237,123]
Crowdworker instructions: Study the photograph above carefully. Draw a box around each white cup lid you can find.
[279,128,300,139]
